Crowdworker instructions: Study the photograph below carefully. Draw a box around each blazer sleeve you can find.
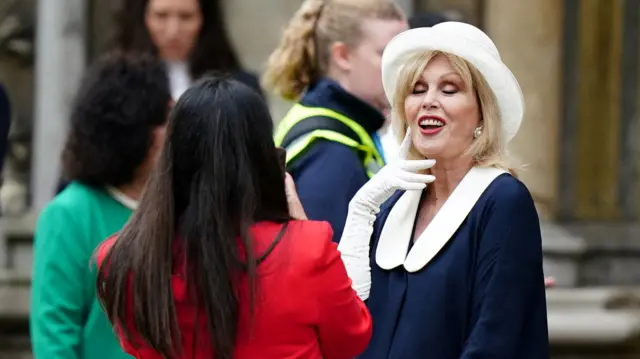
[311,222,373,359]
[94,236,143,357]
[30,204,89,359]
[95,235,117,268]
[460,182,549,359]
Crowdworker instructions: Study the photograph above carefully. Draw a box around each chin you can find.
[414,147,442,160]
[161,51,189,63]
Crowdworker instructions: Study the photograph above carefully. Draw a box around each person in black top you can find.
[113,0,262,99]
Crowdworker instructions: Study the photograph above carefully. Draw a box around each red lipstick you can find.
[417,115,447,135]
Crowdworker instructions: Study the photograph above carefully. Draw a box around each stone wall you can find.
[483,0,564,220]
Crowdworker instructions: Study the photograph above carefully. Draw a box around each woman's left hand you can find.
[285,173,307,220]
[544,276,555,288]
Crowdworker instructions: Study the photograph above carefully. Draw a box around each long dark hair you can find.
[114,0,241,78]
[97,75,290,359]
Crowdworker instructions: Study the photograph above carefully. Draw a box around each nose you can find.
[420,89,440,110]
[165,17,181,38]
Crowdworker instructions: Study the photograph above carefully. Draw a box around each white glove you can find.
[338,127,435,300]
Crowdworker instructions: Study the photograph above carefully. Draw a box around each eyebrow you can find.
[418,71,461,81]
[438,72,462,81]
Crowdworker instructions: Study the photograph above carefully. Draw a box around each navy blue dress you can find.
[362,172,549,359]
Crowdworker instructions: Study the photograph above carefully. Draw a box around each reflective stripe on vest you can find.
[274,104,384,178]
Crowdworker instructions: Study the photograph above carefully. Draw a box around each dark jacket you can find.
[287,78,386,243]
[232,70,264,98]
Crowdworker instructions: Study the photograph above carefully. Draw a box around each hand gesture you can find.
[284,173,307,220]
[352,127,436,210]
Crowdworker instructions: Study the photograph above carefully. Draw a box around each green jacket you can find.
[30,182,133,359]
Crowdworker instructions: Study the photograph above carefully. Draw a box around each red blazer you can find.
[97,220,372,359]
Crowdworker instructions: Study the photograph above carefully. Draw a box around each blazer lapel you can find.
[375,189,422,270]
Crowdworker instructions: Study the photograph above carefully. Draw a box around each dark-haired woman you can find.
[96,76,372,359]
[115,0,262,99]
[30,52,172,359]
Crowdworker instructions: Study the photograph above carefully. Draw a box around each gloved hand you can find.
[338,127,436,300]
[351,127,436,212]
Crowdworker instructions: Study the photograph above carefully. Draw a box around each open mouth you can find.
[418,117,446,134]
[419,118,444,130]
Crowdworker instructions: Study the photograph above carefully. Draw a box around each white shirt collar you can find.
[165,60,191,100]
[105,186,139,210]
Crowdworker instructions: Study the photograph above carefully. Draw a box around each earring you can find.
[473,126,483,139]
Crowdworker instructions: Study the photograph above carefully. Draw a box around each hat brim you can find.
[381,27,524,142]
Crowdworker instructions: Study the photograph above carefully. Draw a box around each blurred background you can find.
[0,0,638,358]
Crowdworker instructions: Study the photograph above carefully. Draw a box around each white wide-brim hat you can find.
[381,21,524,142]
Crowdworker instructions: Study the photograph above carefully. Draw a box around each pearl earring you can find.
[473,126,483,139]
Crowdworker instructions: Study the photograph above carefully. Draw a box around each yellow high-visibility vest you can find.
[274,104,384,178]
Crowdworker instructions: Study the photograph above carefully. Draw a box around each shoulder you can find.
[299,138,362,162]
[35,182,107,236]
[476,174,541,245]
[95,235,118,269]
[482,173,536,211]
[292,139,363,174]
[49,182,105,207]
[36,184,86,225]
[231,70,262,96]
[286,219,334,246]
[252,220,333,250]
[281,220,336,265]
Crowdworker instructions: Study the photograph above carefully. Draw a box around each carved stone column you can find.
[484,0,564,220]
[30,0,87,212]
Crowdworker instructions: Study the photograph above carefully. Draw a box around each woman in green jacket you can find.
[29,52,172,359]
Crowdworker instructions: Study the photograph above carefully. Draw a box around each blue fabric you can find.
[371,132,386,164]
[288,140,366,243]
[288,78,385,243]
[362,174,549,359]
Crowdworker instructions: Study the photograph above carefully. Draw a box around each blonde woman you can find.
[337,22,549,358]
[263,0,407,243]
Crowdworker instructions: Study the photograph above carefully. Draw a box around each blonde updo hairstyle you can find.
[390,50,516,174]
[262,0,405,101]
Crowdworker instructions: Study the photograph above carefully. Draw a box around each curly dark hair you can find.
[61,51,171,187]
[113,0,241,79]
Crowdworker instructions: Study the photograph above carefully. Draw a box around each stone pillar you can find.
[395,0,414,15]
[225,0,301,123]
[483,0,564,220]
[30,0,87,211]
[415,0,483,26]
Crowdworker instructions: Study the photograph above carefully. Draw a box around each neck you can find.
[326,71,382,112]
[424,156,474,204]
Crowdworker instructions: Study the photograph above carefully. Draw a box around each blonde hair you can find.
[391,51,516,174]
[262,0,404,101]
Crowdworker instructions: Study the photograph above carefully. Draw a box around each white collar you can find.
[165,61,191,100]
[375,166,507,272]
[105,186,139,210]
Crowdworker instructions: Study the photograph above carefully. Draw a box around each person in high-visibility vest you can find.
[263,0,408,242]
